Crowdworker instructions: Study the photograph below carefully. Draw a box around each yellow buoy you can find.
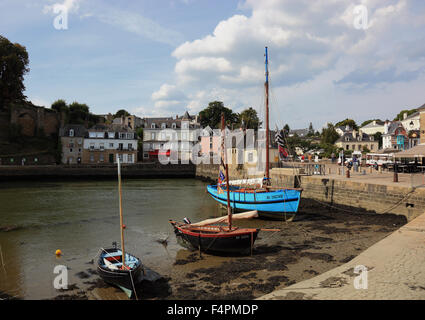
[55,249,62,256]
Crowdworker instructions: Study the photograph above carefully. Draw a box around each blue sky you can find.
[1,0,425,130]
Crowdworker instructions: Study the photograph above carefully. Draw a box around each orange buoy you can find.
[55,249,62,256]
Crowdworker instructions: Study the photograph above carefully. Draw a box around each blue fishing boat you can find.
[206,47,302,219]
[207,185,301,217]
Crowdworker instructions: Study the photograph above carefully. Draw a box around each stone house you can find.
[142,112,201,161]
[82,124,138,164]
[335,129,378,152]
[59,124,87,164]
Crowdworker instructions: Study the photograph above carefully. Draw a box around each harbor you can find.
[1,0,425,305]
[0,176,410,300]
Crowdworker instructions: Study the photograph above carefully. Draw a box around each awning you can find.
[394,144,425,158]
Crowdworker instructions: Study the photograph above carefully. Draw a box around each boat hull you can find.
[170,222,259,255]
[207,185,301,219]
[97,248,143,298]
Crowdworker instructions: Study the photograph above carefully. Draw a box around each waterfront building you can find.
[59,124,87,164]
[382,121,409,151]
[335,125,353,136]
[360,120,385,135]
[141,111,201,161]
[82,124,138,164]
[335,129,379,152]
[400,112,420,132]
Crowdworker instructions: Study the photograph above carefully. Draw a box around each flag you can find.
[279,145,288,158]
[217,169,225,194]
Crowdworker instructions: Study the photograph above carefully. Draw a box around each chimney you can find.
[372,120,376,125]
[352,129,357,138]
[384,121,389,134]
[403,112,408,120]
[176,114,179,120]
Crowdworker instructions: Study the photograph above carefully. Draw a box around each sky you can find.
[1,0,424,130]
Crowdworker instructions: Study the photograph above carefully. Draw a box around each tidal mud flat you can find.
[45,201,407,300]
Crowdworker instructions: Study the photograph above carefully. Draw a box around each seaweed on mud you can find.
[303,269,319,275]
[300,252,335,262]
[339,255,356,263]
[174,253,200,266]
[319,276,348,288]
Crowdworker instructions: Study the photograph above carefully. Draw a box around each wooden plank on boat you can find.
[190,210,259,227]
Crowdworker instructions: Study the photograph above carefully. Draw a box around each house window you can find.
[100,143,104,150]
[370,145,374,150]
[109,143,114,148]
[143,153,149,158]
[128,154,133,163]
[151,123,156,129]
[172,123,176,129]
[118,143,123,150]
[100,154,104,162]
[151,133,156,140]
[70,148,73,153]
[182,122,189,129]
[248,152,254,162]
[128,143,132,150]
[90,143,95,150]
[108,132,115,139]
[69,129,74,137]
[90,154,94,162]
[117,154,123,162]
[161,123,166,129]
[78,139,82,145]
[346,145,349,150]
[352,145,355,150]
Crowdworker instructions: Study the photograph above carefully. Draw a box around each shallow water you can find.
[0,179,220,299]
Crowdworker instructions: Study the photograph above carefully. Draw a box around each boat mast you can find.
[265,46,270,180]
[117,157,126,269]
[222,113,233,230]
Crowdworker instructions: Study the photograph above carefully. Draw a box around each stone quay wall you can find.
[195,164,424,220]
[0,163,196,181]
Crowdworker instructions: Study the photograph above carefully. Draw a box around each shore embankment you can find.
[0,163,196,181]
[196,163,425,221]
[258,212,425,300]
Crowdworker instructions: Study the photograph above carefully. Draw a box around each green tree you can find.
[308,122,314,135]
[114,109,130,118]
[335,119,358,130]
[51,99,68,113]
[321,123,340,145]
[198,101,238,128]
[393,108,417,121]
[0,35,30,108]
[237,107,261,130]
[283,124,290,135]
[68,102,89,125]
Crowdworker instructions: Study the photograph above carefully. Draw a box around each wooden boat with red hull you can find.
[169,221,259,255]
[170,114,263,256]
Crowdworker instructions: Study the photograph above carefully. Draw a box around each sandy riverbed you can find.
[41,201,406,300]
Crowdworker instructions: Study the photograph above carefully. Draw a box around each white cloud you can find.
[148,0,425,127]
